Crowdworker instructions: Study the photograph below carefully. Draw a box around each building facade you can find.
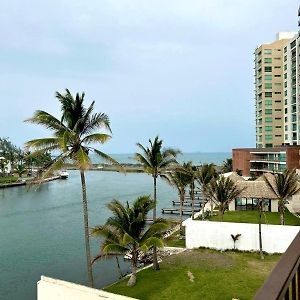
[255,32,296,148]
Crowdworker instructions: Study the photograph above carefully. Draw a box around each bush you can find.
[0,177,19,184]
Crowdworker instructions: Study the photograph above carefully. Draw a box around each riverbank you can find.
[0,175,62,188]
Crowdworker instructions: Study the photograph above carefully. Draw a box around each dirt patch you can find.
[164,249,235,270]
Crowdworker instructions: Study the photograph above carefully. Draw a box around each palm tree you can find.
[221,158,232,173]
[163,167,191,231]
[207,176,241,221]
[197,163,217,219]
[24,89,120,287]
[15,164,27,177]
[91,196,168,287]
[183,161,198,219]
[134,136,180,270]
[264,170,300,225]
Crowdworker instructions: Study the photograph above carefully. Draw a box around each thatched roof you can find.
[227,172,245,183]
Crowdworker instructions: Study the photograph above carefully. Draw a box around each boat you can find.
[59,170,69,179]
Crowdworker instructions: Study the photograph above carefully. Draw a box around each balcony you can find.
[254,231,300,299]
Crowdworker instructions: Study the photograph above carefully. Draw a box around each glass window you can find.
[275,82,281,86]
[265,83,272,89]
[265,117,272,122]
[264,75,272,80]
[265,109,272,114]
[264,58,272,63]
[265,66,272,72]
[265,135,273,140]
[265,92,272,97]
[265,100,272,106]
[264,49,272,54]
[265,126,272,131]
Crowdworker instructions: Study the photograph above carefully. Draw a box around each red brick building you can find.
[232,146,300,176]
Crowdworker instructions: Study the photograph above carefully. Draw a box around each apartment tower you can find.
[255,32,296,148]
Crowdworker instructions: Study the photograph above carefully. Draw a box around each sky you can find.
[0,0,299,153]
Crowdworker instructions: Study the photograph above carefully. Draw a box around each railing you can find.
[254,231,300,300]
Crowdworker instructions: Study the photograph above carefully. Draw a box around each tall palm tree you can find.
[197,163,217,219]
[221,158,232,173]
[163,167,191,231]
[24,89,120,287]
[264,170,300,225]
[134,136,180,270]
[183,161,198,219]
[91,196,168,287]
[207,176,241,221]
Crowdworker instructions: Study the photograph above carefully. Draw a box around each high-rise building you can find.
[255,32,296,148]
[283,33,300,145]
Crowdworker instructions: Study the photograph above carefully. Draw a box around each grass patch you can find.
[0,176,19,184]
[106,248,280,300]
[208,210,300,226]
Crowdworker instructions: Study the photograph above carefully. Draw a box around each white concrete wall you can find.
[183,219,299,253]
[37,276,137,300]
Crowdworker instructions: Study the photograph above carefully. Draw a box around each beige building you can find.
[255,32,296,148]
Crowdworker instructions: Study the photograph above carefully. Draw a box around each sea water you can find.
[0,152,230,300]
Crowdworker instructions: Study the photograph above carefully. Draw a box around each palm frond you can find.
[82,133,111,145]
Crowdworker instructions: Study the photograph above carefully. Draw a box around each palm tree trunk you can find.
[152,176,159,271]
[279,200,285,225]
[180,191,184,231]
[127,251,137,287]
[115,256,123,279]
[80,170,94,287]
[259,199,264,260]
[191,182,195,219]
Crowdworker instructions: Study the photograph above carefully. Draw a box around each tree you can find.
[264,170,300,225]
[163,167,191,231]
[221,158,232,173]
[25,89,120,287]
[207,176,241,221]
[134,136,180,270]
[197,163,217,219]
[91,196,168,287]
[15,164,27,177]
[183,161,199,219]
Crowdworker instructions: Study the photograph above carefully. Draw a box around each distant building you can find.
[232,146,300,177]
[255,32,296,148]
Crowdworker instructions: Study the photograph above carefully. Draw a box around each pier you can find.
[161,207,201,215]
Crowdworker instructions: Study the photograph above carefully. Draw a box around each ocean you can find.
[0,152,230,300]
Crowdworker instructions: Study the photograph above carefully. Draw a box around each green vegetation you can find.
[25,89,121,287]
[134,136,180,270]
[0,176,19,184]
[164,234,185,248]
[106,248,280,300]
[208,210,300,226]
[92,196,168,286]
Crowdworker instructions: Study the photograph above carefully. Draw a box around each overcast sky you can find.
[0,0,298,153]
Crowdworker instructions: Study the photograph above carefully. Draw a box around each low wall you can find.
[37,276,137,300]
[183,219,300,253]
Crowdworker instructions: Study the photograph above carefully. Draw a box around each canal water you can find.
[0,171,178,300]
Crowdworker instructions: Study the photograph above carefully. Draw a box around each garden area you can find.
[208,210,300,226]
[106,248,280,300]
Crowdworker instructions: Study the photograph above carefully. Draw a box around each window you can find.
[275,126,282,129]
[291,40,296,48]
[285,99,287,105]
[235,198,271,211]
[265,126,273,131]
[265,83,272,89]
[265,100,272,106]
[285,125,288,131]
[275,117,282,120]
[264,49,272,54]
[275,109,282,112]
[274,82,281,86]
[275,100,281,103]
[265,92,272,97]
[265,135,273,140]
[265,117,272,122]
[265,109,272,114]
[265,144,273,148]
[284,46,287,53]
[275,135,282,137]
[274,57,281,60]
[275,92,281,95]
[264,75,272,80]
[274,75,281,77]
[264,58,272,63]
[285,90,287,96]
[265,66,272,72]
[275,66,281,69]
[284,64,287,70]
[284,73,287,79]
[285,134,288,139]
[293,124,297,131]
[284,55,287,62]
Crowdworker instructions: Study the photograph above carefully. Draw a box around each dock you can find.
[161,207,201,215]
[172,200,202,207]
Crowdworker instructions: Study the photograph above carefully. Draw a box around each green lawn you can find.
[208,210,300,226]
[106,248,280,300]
[0,176,19,184]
